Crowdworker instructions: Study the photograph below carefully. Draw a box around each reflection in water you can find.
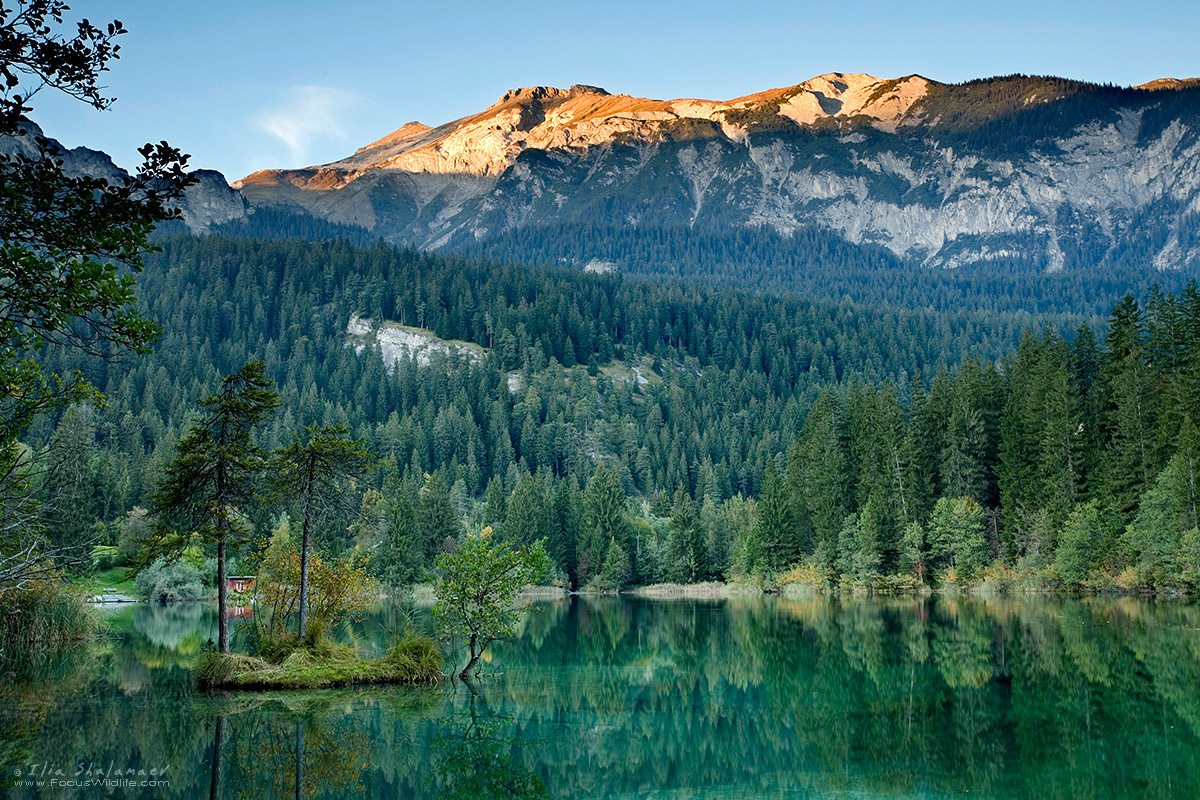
[3,596,1200,798]
[209,716,225,800]
[433,687,550,800]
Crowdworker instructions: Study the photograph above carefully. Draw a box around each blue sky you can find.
[28,0,1200,179]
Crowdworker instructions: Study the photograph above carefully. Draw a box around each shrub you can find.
[775,561,832,592]
[386,633,445,677]
[92,545,122,571]
[1054,502,1103,588]
[134,557,208,603]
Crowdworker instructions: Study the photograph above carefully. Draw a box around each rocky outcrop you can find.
[15,73,1200,273]
[179,169,248,229]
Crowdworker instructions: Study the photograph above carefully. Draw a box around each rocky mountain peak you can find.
[1136,77,1200,91]
[494,84,611,107]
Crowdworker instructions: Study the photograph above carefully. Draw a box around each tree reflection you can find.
[5,597,1200,798]
[433,688,549,800]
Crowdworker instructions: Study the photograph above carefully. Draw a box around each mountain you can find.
[0,122,247,230]
[231,73,1200,273]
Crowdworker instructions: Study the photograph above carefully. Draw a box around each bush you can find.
[134,557,208,603]
[386,633,445,676]
[92,545,122,571]
[1054,502,1102,588]
[775,561,831,593]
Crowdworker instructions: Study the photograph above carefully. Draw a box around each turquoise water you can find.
[3,595,1200,798]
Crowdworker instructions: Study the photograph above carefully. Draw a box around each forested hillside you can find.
[197,211,1197,318]
[28,235,1200,592]
[453,222,1197,317]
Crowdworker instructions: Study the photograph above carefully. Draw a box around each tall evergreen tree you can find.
[667,486,706,583]
[39,404,97,567]
[754,461,797,572]
[580,464,629,586]
[150,362,280,653]
[552,477,581,585]
[1101,295,1161,515]
[788,391,847,570]
[417,471,463,560]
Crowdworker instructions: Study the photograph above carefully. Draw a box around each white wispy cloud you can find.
[254,86,362,166]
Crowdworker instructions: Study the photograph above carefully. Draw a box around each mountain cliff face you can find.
[232,73,1200,271]
[0,123,246,231]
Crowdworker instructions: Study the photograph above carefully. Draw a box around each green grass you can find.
[197,633,444,690]
[0,583,101,651]
[76,565,137,597]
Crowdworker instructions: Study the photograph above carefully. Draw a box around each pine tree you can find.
[667,486,706,583]
[377,490,422,585]
[482,476,507,531]
[1070,322,1104,496]
[40,404,97,567]
[754,461,797,571]
[1055,501,1102,587]
[505,472,552,548]
[598,536,630,591]
[788,390,846,568]
[552,478,581,585]
[1102,295,1161,515]
[927,496,987,578]
[151,362,280,653]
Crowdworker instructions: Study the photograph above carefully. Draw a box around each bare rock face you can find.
[179,169,248,230]
[16,73,1200,273]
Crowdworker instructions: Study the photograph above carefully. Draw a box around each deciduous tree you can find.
[433,527,548,680]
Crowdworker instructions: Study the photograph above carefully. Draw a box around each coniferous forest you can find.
[24,233,1200,594]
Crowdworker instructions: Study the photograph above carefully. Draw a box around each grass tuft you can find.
[198,634,444,691]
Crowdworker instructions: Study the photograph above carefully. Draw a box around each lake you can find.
[3,595,1199,798]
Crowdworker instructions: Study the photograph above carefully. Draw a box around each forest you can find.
[23,233,1200,593]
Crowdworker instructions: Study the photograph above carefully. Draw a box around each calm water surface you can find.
[3,595,1200,799]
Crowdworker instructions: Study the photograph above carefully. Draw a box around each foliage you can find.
[250,518,376,651]
[268,423,375,639]
[133,556,208,603]
[432,527,549,679]
[0,0,189,602]
[927,497,988,578]
[1053,501,1104,587]
[148,361,279,651]
[593,536,630,592]
[0,0,192,439]
[14,228,1200,594]
[0,579,97,649]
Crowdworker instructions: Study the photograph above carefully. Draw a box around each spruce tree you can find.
[1102,295,1161,515]
[754,462,797,571]
[667,486,706,583]
[580,464,629,585]
[40,404,97,567]
[552,478,581,585]
[417,471,463,560]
